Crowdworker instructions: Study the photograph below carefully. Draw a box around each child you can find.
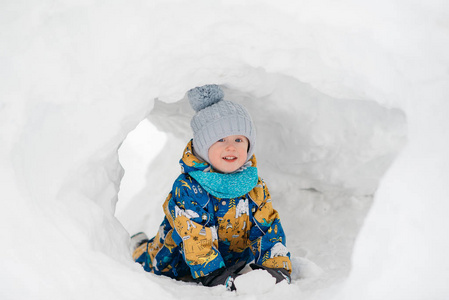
[131,85,292,291]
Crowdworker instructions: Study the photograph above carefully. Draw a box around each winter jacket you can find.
[133,140,292,280]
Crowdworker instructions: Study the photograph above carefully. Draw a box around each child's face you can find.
[208,135,249,173]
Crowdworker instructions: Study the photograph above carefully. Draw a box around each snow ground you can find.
[1,1,449,299]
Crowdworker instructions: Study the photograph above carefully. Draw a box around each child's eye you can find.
[218,138,225,142]
[235,138,242,142]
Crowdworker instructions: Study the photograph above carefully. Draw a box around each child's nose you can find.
[225,142,236,150]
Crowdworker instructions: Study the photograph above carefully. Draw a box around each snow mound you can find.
[234,269,277,295]
[1,1,449,300]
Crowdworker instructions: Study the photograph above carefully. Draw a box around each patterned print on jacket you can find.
[133,140,292,279]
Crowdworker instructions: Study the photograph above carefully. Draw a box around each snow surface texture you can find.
[1,1,448,300]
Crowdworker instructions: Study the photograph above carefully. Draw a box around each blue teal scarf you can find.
[189,167,258,199]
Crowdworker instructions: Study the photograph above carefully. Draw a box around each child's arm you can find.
[163,175,226,279]
[248,179,292,275]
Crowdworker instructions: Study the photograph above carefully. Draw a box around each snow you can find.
[1,1,448,299]
[234,269,277,295]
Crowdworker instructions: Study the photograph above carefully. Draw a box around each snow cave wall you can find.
[116,76,406,292]
[1,1,449,299]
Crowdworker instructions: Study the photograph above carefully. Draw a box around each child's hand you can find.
[249,263,291,284]
[198,260,247,291]
[197,267,239,291]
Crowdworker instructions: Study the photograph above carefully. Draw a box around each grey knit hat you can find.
[188,84,256,165]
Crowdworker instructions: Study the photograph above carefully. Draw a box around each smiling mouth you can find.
[223,156,237,161]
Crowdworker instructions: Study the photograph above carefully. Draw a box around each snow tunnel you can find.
[3,1,449,299]
[116,72,407,292]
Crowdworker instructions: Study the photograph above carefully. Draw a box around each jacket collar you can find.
[179,140,259,199]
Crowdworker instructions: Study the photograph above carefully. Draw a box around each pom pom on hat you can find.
[188,84,224,112]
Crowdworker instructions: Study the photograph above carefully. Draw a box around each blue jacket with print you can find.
[133,140,292,279]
